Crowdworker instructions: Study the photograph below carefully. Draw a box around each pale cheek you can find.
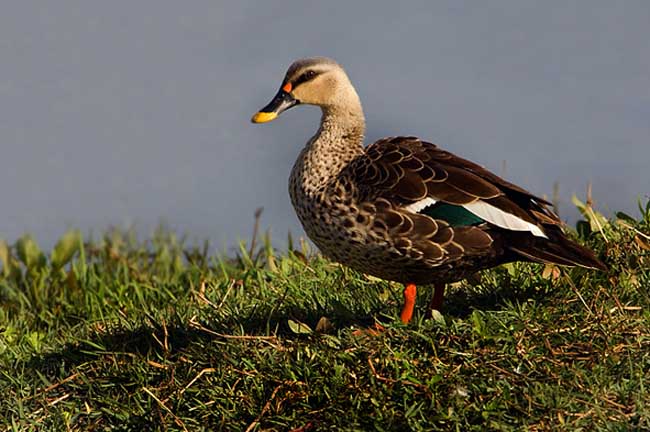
[293,92,315,106]
[292,76,338,105]
[323,78,338,101]
[292,89,307,102]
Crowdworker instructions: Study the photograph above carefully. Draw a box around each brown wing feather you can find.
[351,136,561,228]
[348,136,605,270]
[427,145,553,205]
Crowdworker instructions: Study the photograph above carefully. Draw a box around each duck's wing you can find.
[352,136,558,232]
[349,136,605,270]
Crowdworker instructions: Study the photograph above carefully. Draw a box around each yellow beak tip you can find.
[251,112,278,124]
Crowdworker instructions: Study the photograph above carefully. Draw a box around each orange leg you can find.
[353,283,418,335]
[400,283,417,324]
[427,283,445,314]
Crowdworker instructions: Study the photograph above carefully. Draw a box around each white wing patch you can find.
[463,201,547,238]
[404,197,437,213]
[404,197,547,238]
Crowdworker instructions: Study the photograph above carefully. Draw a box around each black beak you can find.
[251,89,299,123]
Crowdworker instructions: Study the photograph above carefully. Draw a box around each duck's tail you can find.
[504,229,608,271]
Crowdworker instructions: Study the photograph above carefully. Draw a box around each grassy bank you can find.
[1,201,649,431]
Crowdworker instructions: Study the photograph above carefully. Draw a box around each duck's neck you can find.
[291,102,366,195]
[320,105,366,148]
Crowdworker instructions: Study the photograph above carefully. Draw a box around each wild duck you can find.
[251,57,606,324]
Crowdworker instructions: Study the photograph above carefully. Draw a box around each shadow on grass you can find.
[26,273,552,379]
[25,301,382,377]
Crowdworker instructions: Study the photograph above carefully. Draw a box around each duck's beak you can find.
[251,84,299,123]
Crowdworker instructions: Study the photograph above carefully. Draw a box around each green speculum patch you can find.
[420,202,485,226]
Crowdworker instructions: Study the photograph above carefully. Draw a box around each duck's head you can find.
[251,57,358,124]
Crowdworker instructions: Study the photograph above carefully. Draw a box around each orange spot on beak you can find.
[282,82,292,93]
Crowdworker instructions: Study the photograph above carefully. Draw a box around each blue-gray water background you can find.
[2,2,649,250]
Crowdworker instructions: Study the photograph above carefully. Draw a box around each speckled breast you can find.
[289,177,415,283]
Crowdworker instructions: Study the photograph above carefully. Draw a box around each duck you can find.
[251,57,606,324]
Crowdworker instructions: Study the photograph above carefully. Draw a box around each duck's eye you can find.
[296,70,318,85]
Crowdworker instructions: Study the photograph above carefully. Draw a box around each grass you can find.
[1,201,649,431]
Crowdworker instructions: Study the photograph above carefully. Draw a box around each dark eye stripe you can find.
[294,70,319,87]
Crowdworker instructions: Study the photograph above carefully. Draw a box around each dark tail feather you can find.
[505,230,608,271]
